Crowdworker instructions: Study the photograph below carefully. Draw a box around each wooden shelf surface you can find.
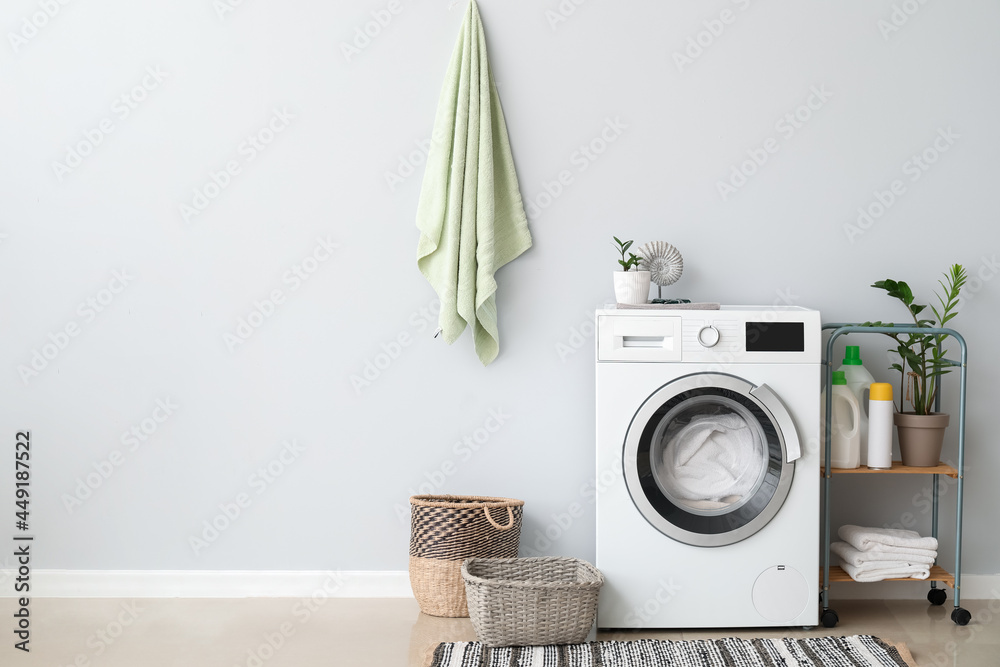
[821,461,958,478]
[824,565,954,588]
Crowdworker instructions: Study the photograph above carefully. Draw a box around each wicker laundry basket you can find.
[461,557,604,646]
[408,495,524,618]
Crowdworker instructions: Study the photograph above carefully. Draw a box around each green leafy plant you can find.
[865,264,967,415]
[613,237,643,272]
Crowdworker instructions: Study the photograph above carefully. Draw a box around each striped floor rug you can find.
[430,636,913,667]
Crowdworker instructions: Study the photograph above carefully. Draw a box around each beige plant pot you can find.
[613,270,651,305]
[894,412,950,467]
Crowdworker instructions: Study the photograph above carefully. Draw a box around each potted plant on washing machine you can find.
[612,237,650,305]
[866,264,967,466]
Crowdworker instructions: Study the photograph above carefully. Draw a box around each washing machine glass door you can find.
[624,372,798,547]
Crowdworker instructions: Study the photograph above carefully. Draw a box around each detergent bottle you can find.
[829,371,861,469]
[837,346,876,464]
[867,383,895,469]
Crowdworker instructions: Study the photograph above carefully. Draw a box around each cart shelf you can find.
[821,461,958,479]
[823,565,955,588]
[820,323,970,628]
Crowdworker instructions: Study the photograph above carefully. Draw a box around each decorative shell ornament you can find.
[639,241,683,287]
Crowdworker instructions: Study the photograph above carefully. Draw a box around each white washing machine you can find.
[596,305,821,629]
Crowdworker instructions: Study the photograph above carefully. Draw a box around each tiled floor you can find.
[1,597,997,666]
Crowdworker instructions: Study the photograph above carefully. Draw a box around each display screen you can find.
[746,322,804,352]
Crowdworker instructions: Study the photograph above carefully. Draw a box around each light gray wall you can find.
[1,1,998,575]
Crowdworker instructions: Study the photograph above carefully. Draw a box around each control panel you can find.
[597,307,820,364]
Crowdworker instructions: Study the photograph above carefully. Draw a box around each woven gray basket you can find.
[461,557,604,647]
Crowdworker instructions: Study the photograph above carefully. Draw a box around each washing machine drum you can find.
[624,373,800,547]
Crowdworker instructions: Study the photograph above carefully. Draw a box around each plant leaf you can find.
[897,281,914,305]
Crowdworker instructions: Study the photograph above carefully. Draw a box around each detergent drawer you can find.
[598,315,682,362]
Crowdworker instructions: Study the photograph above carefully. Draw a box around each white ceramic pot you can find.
[613,271,651,305]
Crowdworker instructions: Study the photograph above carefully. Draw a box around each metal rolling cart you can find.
[820,323,971,628]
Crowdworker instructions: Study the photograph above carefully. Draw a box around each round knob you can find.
[698,325,720,348]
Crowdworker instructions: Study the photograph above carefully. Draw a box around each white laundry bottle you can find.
[829,371,861,469]
[867,382,895,469]
[838,346,875,464]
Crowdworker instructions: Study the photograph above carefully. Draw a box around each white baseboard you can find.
[0,569,414,598]
[2,569,998,601]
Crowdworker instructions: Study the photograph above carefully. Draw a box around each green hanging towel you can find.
[415,0,532,366]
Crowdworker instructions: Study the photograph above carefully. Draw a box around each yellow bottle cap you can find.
[870,382,893,401]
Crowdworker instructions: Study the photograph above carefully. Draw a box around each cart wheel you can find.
[951,607,971,626]
[821,609,839,628]
[927,589,947,606]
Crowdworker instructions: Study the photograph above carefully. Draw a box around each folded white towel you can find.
[838,557,912,573]
[840,561,930,582]
[849,543,940,560]
[831,541,936,567]
[838,524,939,553]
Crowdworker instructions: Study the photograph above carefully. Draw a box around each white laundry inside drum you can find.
[651,399,768,513]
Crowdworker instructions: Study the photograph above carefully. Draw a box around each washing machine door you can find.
[624,372,800,547]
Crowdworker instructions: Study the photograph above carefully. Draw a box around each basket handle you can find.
[483,505,516,531]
